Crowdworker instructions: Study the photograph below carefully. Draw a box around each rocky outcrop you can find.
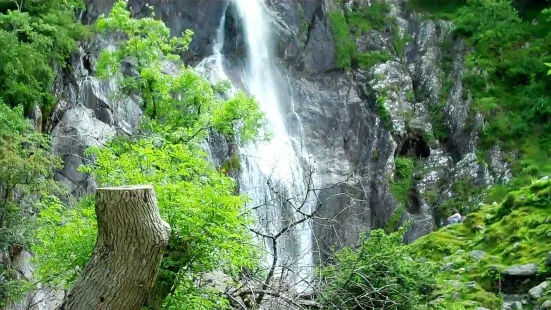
[50,42,141,196]
[258,0,512,256]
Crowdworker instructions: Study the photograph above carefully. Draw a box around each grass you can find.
[357,51,392,69]
[329,10,354,69]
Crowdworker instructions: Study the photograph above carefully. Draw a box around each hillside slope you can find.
[411,178,551,309]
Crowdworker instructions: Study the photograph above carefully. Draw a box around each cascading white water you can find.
[196,0,315,292]
[232,0,315,292]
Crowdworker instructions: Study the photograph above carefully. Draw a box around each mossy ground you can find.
[410,179,551,309]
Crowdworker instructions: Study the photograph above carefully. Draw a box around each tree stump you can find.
[60,185,171,310]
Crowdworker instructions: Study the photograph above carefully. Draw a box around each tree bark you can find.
[59,185,171,310]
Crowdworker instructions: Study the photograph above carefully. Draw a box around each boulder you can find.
[470,250,486,260]
[502,264,538,277]
[440,262,455,272]
[529,281,549,300]
[503,301,523,310]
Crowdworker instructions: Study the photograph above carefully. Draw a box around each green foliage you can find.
[387,157,415,232]
[375,94,392,129]
[85,136,259,308]
[453,0,523,46]
[329,10,354,69]
[329,0,393,69]
[0,100,63,305]
[33,196,96,288]
[320,229,437,309]
[393,29,411,58]
[96,0,264,144]
[395,157,415,180]
[0,0,87,114]
[356,50,392,69]
[34,136,259,309]
[407,0,465,18]
[406,89,415,102]
[416,0,551,182]
[346,0,391,35]
[390,157,415,205]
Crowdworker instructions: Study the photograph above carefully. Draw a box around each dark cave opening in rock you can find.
[408,192,421,213]
[398,133,431,159]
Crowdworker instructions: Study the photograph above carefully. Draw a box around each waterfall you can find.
[196,0,315,293]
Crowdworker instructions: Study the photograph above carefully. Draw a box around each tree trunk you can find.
[60,185,171,310]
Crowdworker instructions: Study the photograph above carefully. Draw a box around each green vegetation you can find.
[329,10,355,69]
[26,1,265,309]
[329,0,394,69]
[320,179,551,309]
[357,50,393,69]
[437,177,482,223]
[0,0,84,304]
[410,179,551,308]
[375,94,392,129]
[0,0,87,115]
[387,157,415,232]
[0,101,64,306]
[320,228,437,309]
[390,157,415,206]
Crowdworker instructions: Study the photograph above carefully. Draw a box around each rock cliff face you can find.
[50,0,511,259]
[245,0,510,257]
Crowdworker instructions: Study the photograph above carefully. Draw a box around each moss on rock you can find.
[410,179,551,308]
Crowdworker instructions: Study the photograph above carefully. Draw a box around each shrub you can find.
[319,229,436,309]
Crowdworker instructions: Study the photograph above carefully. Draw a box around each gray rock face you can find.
[52,106,117,195]
[440,262,455,272]
[2,250,64,310]
[221,0,512,254]
[502,264,539,277]
[50,44,141,196]
[287,71,397,260]
[503,294,530,310]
